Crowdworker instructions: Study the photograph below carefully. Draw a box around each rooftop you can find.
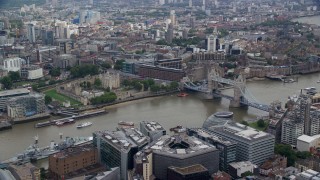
[229,161,257,169]
[168,164,208,175]
[0,88,30,97]
[52,144,96,159]
[149,133,217,157]
[187,128,236,146]
[140,121,165,133]
[207,122,273,142]
[297,135,316,143]
[94,127,149,152]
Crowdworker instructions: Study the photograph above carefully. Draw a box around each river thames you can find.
[1,72,320,161]
[1,15,320,162]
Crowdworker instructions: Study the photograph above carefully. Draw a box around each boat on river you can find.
[55,119,75,126]
[2,136,93,164]
[177,92,188,97]
[76,122,92,128]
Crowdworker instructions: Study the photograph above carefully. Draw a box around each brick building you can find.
[137,64,185,81]
[49,144,104,179]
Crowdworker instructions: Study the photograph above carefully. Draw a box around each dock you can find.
[35,110,108,128]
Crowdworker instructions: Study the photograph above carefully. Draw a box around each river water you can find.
[292,15,320,26]
[1,16,320,162]
[1,73,320,161]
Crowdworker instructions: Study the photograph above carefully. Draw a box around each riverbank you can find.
[78,90,179,112]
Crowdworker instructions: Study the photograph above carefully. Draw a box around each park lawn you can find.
[248,121,268,131]
[44,89,81,106]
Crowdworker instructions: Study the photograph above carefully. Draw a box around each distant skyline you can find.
[0,0,46,9]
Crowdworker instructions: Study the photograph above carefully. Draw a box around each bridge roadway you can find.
[183,81,270,112]
[215,93,270,112]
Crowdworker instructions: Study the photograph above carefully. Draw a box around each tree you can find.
[1,76,12,89]
[70,65,99,78]
[241,171,253,177]
[296,151,311,159]
[90,92,117,105]
[257,119,266,128]
[122,79,131,86]
[275,144,296,166]
[8,71,20,82]
[150,84,161,92]
[114,60,125,70]
[134,82,143,91]
[241,120,249,126]
[101,62,111,69]
[49,67,61,77]
[156,39,168,45]
[169,81,179,90]
[45,95,52,105]
[94,78,102,87]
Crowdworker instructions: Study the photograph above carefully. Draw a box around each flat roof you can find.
[297,135,316,143]
[0,88,30,97]
[168,164,208,175]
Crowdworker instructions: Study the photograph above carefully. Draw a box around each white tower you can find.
[170,10,176,25]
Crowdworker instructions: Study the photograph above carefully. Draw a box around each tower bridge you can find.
[183,67,271,112]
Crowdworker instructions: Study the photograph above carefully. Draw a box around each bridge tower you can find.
[230,73,248,108]
[207,68,219,90]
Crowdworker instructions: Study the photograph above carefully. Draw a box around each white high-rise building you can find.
[170,10,176,26]
[202,0,206,11]
[207,27,218,52]
[27,24,36,43]
[189,0,192,7]
[159,0,165,5]
[88,0,93,5]
[281,118,304,146]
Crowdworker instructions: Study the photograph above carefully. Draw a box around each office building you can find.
[93,128,149,180]
[229,161,258,179]
[79,10,101,24]
[0,57,24,72]
[187,128,237,172]
[8,163,40,180]
[281,118,304,146]
[170,10,176,25]
[27,24,36,43]
[150,133,219,180]
[54,54,77,69]
[20,65,43,80]
[0,88,30,111]
[134,149,153,180]
[49,144,103,179]
[88,167,120,180]
[41,29,54,45]
[55,39,75,54]
[7,93,46,118]
[167,164,210,180]
[166,23,173,44]
[137,64,185,81]
[205,122,275,165]
[155,58,183,69]
[296,134,320,152]
[140,121,166,142]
